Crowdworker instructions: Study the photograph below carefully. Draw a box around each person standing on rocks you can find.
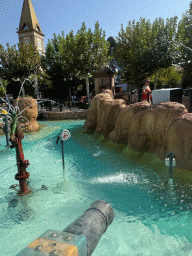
[142,79,152,103]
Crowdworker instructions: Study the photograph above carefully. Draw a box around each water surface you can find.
[0,120,192,256]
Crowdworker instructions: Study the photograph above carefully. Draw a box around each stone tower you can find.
[17,0,45,55]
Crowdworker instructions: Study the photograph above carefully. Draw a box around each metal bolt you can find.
[64,236,72,241]
[50,232,57,237]
[9,184,17,189]
[34,245,42,251]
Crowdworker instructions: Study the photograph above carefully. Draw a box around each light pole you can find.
[165,152,176,185]
[2,113,10,147]
[64,74,73,109]
[34,71,39,99]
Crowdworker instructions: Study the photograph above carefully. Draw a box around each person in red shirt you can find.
[142,79,152,103]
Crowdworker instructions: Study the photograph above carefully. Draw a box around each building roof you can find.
[18,0,44,35]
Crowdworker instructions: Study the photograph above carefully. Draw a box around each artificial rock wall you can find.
[84,90,192,171]
[14,97,40,132]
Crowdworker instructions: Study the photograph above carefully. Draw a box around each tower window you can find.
[36,25,41,32]
[22,24,29,30]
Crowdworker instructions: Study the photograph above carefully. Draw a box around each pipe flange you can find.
[15,172,30,180]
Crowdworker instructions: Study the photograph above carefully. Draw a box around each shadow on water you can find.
[0,192,34,229]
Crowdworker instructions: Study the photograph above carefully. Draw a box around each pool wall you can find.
[40,110,87,120]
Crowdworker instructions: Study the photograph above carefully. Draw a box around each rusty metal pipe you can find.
[10,128,31,195]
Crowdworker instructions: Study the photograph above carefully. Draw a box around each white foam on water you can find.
[93,151,102,157]
[91,171,150,185]
[94,210,192,256]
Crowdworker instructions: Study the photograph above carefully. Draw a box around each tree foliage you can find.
[0,43,41,81]
[149,66,182,89]
[0,43,44,98]
[114,19,150,85]
[177,1,192,87]
[0,77,8,97]
[114,16,178,87]
[44,21,110,100]
[75,22,110,77]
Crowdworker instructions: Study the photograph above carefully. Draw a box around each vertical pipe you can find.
[189,88,192,113]
[10,129,31,195]
[3,115,9,147]
[15,132,30,195]
[35,73,39,99]
[61,141,65,170]
[69,87,72,109]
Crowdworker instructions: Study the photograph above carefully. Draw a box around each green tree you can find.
[0,43,41,97]
[44,21,110,102]
[0,77,8,97]
[177,1,192,88]
[43,31,82,100]
[115,17,178,89]
[142,17,178,89]
[114,18,151,86]
[67,21,110,103]
[149,66,182,89]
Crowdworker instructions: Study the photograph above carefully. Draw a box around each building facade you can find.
[17,0,45,55]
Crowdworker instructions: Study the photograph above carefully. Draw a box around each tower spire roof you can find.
[18,0,43,35]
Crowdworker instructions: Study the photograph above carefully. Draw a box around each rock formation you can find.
[182,95,190,112]
[14,97,40,132]
[84,90,192,171]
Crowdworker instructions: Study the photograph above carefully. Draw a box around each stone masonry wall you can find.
[40,110,87,120]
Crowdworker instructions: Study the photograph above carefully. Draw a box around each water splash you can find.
[90,171,150,185]
[0,79,67,136]
[16,78,32,108]
[0,82,14,112]
[0,79,40,133]
[18,100,44,116]
[18,116,35,133]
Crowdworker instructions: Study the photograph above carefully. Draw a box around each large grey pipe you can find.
[63,200,114,256]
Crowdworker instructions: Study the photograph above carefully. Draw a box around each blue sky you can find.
[0,0,191,49]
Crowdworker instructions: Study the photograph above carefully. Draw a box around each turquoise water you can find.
[1,120,192,255]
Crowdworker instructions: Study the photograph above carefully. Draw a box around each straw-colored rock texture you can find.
[14,97,39,132]
[84,90,192,170]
